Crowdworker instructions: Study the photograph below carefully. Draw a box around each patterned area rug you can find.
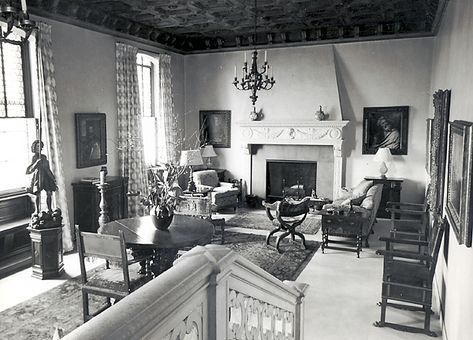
[226,208,321,234]
[0,231,319,340]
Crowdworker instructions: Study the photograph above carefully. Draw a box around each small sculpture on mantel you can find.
[249,106,263,121]
[315,105,327,121]
[26,140,62,229]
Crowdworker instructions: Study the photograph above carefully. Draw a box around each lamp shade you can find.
[180,150,204,166]
[201,145,217,158]
[373,147,393,163]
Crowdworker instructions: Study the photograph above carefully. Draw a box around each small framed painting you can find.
[199,110,231,148]
[362,106,409,155]
[445,120,473,247]
[75,113,107,168]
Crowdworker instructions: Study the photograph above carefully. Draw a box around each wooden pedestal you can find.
[28,226,64,279]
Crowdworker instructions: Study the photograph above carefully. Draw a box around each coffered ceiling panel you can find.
[27,0,444,53]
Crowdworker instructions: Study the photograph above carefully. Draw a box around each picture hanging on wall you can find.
[445,120,473,247]
[362,106,409,155]
[75,113,107,168]
[199,110,231,148]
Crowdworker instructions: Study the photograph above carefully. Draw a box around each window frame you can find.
[136,54,155,118]
[0,39,36,197]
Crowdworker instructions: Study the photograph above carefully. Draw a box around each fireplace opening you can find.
[266,160,317,202]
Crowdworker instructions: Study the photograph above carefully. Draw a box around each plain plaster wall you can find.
[34,17,185,237]
[184,39,433,202]
[430,0,473,339]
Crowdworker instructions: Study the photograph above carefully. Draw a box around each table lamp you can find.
[201,144,217,168]
[180,149,204,192]
[373,147,393,178]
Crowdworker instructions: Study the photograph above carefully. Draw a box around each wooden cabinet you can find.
[0,194,33,278]
[365,177,403,219]
[72,177,128,233]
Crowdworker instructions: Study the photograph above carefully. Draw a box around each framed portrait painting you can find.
[445,120,473,247]
[75,113,107,168]
[362,106,409,155]
[199,110,231,148]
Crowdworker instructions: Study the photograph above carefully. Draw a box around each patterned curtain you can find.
[116,42,147,216]
[157,54,180,164]
[36,23,73,251]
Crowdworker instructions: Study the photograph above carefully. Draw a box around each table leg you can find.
[150,248,179,276]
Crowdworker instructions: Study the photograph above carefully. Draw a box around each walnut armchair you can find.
[75,225,152,322]
[373,216,445,337]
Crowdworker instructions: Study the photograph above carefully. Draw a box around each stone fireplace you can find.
[266,160,317,202]
[237,120,349,199]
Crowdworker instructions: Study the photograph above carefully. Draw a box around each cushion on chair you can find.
[352,180,374,197]
[212,186,239,197]
[85,263,150,294]
[360,185,378,210]
[193,170,219,187]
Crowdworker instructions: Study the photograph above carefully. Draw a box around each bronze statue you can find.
[26,140,58,214]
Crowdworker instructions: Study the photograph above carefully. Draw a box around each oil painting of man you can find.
[363,106,409,155]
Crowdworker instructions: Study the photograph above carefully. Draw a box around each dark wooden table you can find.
[321,212,365,258]
[99,215,214,275]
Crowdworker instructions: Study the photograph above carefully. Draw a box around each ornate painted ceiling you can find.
[27,0,444,53]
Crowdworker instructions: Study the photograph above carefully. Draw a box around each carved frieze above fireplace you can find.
[237,120,349,198]
[237,120,349,147]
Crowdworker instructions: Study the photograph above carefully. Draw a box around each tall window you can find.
[0,35,36,195]
[137,53,160,165]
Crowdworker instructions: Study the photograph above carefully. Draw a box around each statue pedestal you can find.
[28,225,64,279]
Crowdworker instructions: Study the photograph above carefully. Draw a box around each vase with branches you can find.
[140,163,186,229]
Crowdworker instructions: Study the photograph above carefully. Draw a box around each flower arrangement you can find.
[141,163,186,219]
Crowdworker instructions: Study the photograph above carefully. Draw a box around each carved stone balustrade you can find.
[62,245,309,340]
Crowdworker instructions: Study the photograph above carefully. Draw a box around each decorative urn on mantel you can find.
[315,106,327,121]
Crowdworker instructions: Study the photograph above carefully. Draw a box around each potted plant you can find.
[141,163,185,230]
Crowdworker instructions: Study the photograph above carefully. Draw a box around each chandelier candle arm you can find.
[0,0,36,45]
[21,0,27,13]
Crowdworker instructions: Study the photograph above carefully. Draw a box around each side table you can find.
[365,177,403,219]
[175,194,226,244]
[321,212,365,258]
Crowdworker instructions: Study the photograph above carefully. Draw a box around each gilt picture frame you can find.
[445,120,473,247]
[426,118,433,174]
[362,106,409,155]
[199,110,231,148]
[75,113,107,168]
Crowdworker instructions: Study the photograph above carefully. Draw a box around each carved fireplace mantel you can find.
[237,120,349,197]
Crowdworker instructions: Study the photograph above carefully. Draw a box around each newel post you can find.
[284,281,310,340]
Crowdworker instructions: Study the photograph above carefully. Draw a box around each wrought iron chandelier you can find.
[233,0,275,110]
[0,0,36,45]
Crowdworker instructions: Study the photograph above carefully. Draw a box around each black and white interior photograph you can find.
[0,0,472,339]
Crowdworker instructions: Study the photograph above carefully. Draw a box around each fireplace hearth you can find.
[266,160,317,202]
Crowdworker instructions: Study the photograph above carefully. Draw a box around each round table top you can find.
[99,215,214,249]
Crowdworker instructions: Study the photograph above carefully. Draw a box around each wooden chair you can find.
[373,216,445,337]
[386,200,429,241]
[75,225,152,322]
[263,197,311,252]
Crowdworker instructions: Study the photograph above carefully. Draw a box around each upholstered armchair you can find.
[193,170,239,212]
[323,180,383,247]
